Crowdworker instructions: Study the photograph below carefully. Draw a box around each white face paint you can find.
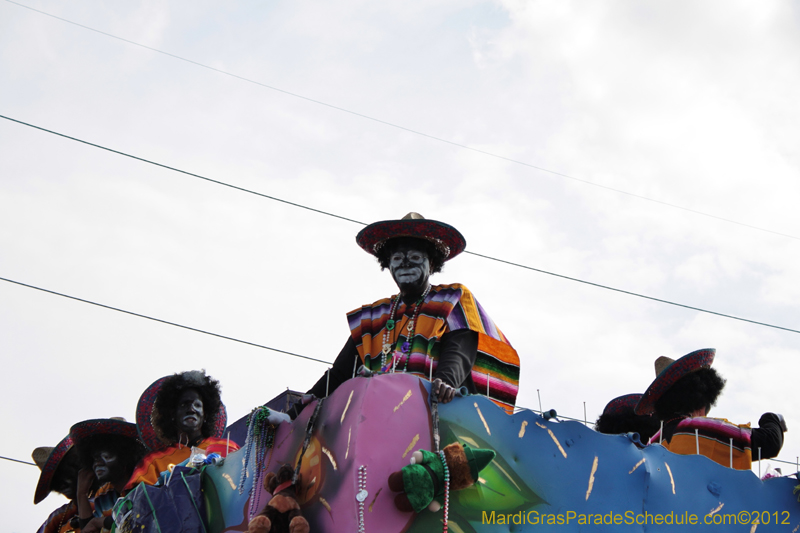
[388,244,431,296]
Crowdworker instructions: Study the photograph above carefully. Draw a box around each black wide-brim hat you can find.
[136,375,228,451]
[70,418,140,449]
[602,394,643,416]
[32,435,73,504]
[635,348,716,415]
[356,212,466,261]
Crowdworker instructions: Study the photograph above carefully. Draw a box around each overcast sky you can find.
[2,1,800,530]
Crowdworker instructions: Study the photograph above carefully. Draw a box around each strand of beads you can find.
[238,411,257,495]
[382,284,431,373]
[238,406,278,520]
[55,501,74,533]
[381,296,402,369]
[356,465,368,533]
[438,450,450,533]
[248,407,279,518]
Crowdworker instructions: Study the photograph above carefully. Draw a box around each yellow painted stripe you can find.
[341,390,354,424]
[402,434,420,458]
[393,390,413,412]
[586,456,599,500]
[628,458,645,474]
[665,462,675,494]
[475,402,491,436]
[707,503,724,516]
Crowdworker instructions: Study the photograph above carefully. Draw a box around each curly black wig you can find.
[595,411,661,443]
[376,237,446,274]
[152,370,222,445]
[653,368,726,420]
[77,434,146,489]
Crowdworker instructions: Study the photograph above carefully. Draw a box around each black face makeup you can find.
[388,244,431,298]
[91,449,120,484]
[174,388,205,441]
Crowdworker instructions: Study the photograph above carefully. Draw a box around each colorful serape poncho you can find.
[37,483,116,533]
[125,437,239,490]
[92,488,120,519]
[654,417,753,470]
[348,283,520,412]
[36,502,77,533]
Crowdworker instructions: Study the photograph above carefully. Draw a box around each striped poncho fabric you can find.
[653,417,753,470]
[36,502,76,533]
[347,283,520,412]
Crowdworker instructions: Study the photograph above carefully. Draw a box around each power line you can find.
[0,276,333,365]
[464,251,800,335]
[4,0,799,242]
[1,114,798,336]
[0,115,364,226]
[0,455,35,466]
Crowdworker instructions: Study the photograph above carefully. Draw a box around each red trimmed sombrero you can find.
[602,394,643,416]
[356,212,466,261]
[70,418,140,447]
[136,375,228,451]
[635,348,716,415]
[32,435,73,504]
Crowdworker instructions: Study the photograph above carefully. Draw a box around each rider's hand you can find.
[432,378,456,403]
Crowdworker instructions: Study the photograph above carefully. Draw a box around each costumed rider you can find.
[126,370,239,488]
[635,348,787,470]
[595,393,660,446]
[70,418,146,533]
[33,436,82,533]
[296,212,520,414]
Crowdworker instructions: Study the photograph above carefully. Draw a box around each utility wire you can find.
[464,251,800,334]
[0,276,332,365]
[1,114,798,335]
[0,116,364,226]
[0,455,35,466]
[4,0,799,242]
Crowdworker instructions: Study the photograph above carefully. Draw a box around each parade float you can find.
[111,371,800,533]
[109,213,796,532]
